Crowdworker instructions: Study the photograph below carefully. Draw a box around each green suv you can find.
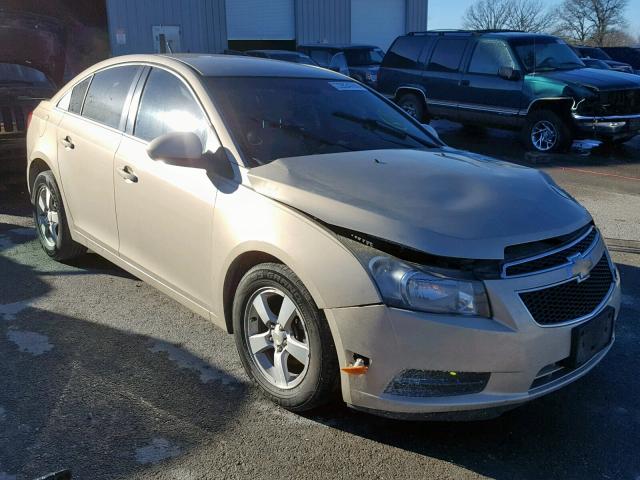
[377,31,640,152]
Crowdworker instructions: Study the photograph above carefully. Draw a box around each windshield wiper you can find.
[333,111,434,148]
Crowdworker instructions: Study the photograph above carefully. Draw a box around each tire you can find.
[32,170,86,261]
[232,263,339,412]
[397,92,428,123]
[523,110,572,153]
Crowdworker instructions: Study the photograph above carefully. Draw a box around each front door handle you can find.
[61,135,74,149]
[117,166,138,183]
[460,79,470,86]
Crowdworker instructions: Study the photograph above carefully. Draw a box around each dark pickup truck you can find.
[377,30,640,152]
[0,11,64,163]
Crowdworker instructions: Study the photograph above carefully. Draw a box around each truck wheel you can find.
[397,92,428,123]
[523,110,572,153]
[32,170,86,261]
[233,263,339,412]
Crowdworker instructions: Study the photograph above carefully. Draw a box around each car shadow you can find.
[301,260,640,480]
[434,120,640,169]
[0,230,249,479]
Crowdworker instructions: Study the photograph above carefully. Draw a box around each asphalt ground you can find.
[0,125,639,480]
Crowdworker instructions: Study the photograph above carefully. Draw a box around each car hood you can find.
[537,68,640,91]
[247,149,591,260]
[0,11,66,86]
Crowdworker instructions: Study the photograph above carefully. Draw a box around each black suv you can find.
[377,31,640,151]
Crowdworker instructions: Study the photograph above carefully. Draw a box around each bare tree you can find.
[587,0,629,46]
[601,29,635,46]
[463,0,557,33]
[554,0,594,43]
[505,0,558,32]
[463,0,513,30]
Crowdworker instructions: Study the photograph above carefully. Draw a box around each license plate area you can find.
[562,307,614,369]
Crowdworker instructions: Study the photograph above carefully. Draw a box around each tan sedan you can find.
[26,54,620,419]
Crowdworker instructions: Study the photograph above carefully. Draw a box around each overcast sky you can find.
[427,0,640,40]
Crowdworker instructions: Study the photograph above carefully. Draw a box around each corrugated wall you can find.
[295,0,351,45]
[106,0,227,56]
[405,0,428,33]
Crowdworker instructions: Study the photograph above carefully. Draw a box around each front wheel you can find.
[523,110,572,153]
[232,263,339,412]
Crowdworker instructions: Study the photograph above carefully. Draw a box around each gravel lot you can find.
[1,126,639,480]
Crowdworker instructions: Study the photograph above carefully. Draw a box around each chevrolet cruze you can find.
[26,54,621,418]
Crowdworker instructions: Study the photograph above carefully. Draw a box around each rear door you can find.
[57,65,141,252]
[114,67,219,310]
[458,38,524,126]
[423,37,470,121]
[377,35,432,97]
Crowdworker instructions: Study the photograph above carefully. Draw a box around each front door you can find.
[56,65,141,252]
[114,67,219,309]
[458,38,524,127]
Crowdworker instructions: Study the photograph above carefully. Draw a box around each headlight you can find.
[369,256,491,317]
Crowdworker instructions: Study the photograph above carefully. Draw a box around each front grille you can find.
[519,254,613,325]
[505,228,597,277]
[384,370,490,397]
[601,89,640,116]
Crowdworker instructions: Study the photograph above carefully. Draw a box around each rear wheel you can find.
[232,263,339,411]
[523,110,572,153]
[397,92,428,123]
[32,171,86,261]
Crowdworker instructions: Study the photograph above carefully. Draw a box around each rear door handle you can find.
[61,135,74,149]
[460,79,470,86]
[117,166,138,183]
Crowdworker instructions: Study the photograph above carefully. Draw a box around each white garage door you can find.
[351,0,406,51]
[227,0,295,40]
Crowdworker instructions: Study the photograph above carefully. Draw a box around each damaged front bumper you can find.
[572,112,640,139]
[323,254,621,419]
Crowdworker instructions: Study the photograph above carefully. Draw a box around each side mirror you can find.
[498,66,521,81]
[147,131,203,165]
[422,123,442,142]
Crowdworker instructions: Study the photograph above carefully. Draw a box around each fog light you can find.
[384,370,490,397]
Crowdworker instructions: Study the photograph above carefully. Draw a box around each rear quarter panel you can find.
[27,100,65,192]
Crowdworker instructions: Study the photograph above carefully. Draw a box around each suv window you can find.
[134,68,208,143]
[428,39,468,73]
[82,66,139,129]
[382,36,427,69]
[468,39,516,75]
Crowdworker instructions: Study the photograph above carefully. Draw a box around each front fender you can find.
[210,184,381,325]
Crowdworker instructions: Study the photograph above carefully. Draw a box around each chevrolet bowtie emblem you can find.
[567,253,593,282]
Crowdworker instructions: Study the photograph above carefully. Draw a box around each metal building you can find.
[106,0,428,55]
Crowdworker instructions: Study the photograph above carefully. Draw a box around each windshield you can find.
[206,77,438,166]
[0,63,53,87]
[578,47,610,61]
[512,38,585,72]
[344,48,385,66]
[271,53,317,65]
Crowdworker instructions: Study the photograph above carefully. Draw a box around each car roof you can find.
[248,50,306,55]
[163,53,339,78]
[406,30,557,41]
[298,44,379,50]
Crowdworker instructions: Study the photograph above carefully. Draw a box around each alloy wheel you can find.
[35,184,59,249]
[401,101,418,118]
[243,287,310,389]
[531,120,558,152]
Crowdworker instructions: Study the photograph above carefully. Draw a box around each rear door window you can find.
[67,77,91,114]
[382,36,428,69]
[82,65,140,129]
[427,39,468,73]
[468,39,516,75]
[134,68,208,144]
